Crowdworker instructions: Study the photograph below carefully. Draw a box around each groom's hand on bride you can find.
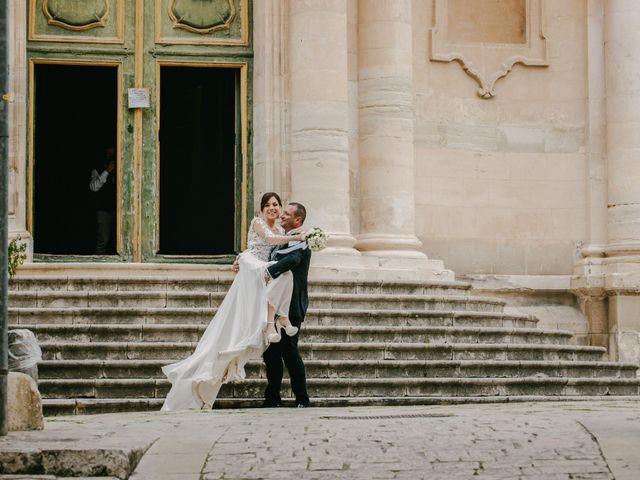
[232,256,240,273]
[264,271,271,285]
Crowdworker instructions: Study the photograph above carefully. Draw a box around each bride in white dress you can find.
[161,192,304,411]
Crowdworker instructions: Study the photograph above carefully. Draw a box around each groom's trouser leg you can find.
[263,342,284,405]
[282,333,309,405]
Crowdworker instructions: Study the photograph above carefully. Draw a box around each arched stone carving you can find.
[42,0,109,31]
[430,0,549,98]
[168,0,236,34]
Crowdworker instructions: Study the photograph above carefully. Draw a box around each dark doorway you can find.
[33,64,118,255]
[159,66,236,255]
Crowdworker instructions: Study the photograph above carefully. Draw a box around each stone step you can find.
[9,291,505,312]
[38,341,607,362]
[11,272,640,415]
[38,359,639,380]
[305,343,607,361]
[20,324,573,345]
[9,307,529,327]
[10,276,472,296]
[41,395,640,416]
[307,311,537,328]
[38,376,640,401]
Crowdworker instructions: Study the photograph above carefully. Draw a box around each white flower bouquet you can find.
[303,227,328,252]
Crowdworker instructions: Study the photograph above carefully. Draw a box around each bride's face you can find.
[262,196,281,222]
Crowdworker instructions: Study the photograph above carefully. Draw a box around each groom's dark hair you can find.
[289,202,306,223]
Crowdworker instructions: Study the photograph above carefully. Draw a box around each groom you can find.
[262,202,311,408]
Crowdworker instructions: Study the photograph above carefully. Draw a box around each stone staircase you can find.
[8,274,640,415]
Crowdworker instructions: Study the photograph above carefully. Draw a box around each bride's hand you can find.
[292,231,306,241]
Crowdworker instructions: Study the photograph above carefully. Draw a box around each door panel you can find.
[32,63,119,255]
[158,66,236,255]
[156,0,249,45]
[29,0,125,43]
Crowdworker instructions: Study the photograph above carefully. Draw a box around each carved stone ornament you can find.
[42,0,109,31]
[168,0,236,34]
[430,0,548,98]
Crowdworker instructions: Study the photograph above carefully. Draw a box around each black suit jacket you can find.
[267,243,311,326]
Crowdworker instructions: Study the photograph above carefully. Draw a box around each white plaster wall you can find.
[413,0,588,275]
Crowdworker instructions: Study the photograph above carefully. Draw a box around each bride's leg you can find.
[266,304,277,335]
[266,304,282,343]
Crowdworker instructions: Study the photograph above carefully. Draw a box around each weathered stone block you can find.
[7,372,44,432]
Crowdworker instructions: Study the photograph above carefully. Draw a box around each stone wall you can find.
[413,0,588,275]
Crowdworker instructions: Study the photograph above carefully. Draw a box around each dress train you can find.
[161,250,292,411]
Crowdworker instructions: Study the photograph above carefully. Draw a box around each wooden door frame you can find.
[145,60,251,263]
[27,58,124,262]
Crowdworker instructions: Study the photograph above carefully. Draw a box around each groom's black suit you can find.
[263,239,311,407]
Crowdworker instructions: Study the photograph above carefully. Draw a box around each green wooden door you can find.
[27,0,252,262]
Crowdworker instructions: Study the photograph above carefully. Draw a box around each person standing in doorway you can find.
[89,147,116,255]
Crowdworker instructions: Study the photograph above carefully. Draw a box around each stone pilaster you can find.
[8,0,31,257]
[604,1,640,257]
[287,0,358,257]
[572,0,607,353]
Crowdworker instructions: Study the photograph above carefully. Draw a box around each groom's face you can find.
[280,205,302,232]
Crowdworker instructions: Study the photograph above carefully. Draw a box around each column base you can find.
[310,255,454,281]
[603,241,640,258]
[572,254,640,363]
[354,233,425,254]
[308,233,456,282]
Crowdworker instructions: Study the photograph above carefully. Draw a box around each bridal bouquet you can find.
[303,227,328,252]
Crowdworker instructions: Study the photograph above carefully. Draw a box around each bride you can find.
[161,192,304,411]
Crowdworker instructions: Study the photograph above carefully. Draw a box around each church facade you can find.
[5,1,640,363]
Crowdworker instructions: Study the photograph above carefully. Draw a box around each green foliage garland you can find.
[8,238,27,279]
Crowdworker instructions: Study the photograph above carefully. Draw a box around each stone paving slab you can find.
[0,413,175,479]
[0,477,119,480]
[1,401,639,480]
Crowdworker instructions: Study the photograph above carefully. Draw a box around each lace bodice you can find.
[246,217,291,261]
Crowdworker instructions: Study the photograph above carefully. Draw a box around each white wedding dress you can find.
[161,217,295,411]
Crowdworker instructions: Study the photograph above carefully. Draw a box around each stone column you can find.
[602,0,640,362]
[355,0,428,264]
[605,1,640,256]
[288,0,358,256]
[252,0,289,203]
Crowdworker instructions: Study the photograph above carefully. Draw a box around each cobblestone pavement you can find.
[198,412,610,480]
[2,401,639,480]
[132,401,639,480]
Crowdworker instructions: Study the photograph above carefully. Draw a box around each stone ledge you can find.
[0,430,158,480]
[459,274,572,294]
[0,448,147,480]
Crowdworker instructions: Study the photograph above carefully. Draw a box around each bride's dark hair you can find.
[260,192,282,211]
